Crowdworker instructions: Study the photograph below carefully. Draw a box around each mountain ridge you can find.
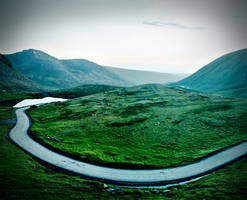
[174,48,247,98]
[5,49,188,90]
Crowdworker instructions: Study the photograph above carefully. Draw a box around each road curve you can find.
[9,107,247,186]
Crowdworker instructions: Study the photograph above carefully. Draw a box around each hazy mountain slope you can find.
[61,59,129,86]
[105,66,188,85]
[176,48,247,98]
[0,54,42,92]
[6,49,190,90]
[5,49,130,90]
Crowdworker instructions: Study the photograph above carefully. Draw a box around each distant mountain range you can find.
[105,66,187,85]
[5,49,187,90]
[2,48,247,98]
[0,54,41,92]
[174,48,247,98]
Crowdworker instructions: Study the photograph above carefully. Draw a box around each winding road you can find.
[9,105,247,186]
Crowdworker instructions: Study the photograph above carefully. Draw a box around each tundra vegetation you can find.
[0,89,247,199]
[28,84,247,169]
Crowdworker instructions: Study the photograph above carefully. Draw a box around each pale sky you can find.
[1,0,247,73]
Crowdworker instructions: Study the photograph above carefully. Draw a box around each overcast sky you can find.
[1,0,247,73]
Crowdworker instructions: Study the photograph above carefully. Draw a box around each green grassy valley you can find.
[0,90,247,199]
[28,84,247,169]
[1,0,247,197]
[1,47,247,199]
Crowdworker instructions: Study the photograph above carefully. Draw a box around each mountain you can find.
[105,66,188,85]
[175,48,247,98]
[0,54,42,92]
[5,49,130,90]
[61,59,129,86]
[5,49,188,90]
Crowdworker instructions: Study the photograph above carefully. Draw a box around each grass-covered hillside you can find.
[175,48,247,98]
[28,84,247,169]
[0,54,42,92]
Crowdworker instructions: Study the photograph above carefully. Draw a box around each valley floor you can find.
[1,90,247,199]
[28,85,247,169]
[10,106,247,185]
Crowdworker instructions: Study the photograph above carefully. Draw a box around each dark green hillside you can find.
[28,84,247,169]
[49,84,122,99]
[176,48,247,98]
[5,49,130,90]
[0,54,42,92]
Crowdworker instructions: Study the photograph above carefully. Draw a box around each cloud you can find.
[143,21,204,30]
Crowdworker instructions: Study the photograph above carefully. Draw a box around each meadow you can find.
[0,89,247,199]
[28,84,247,169]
